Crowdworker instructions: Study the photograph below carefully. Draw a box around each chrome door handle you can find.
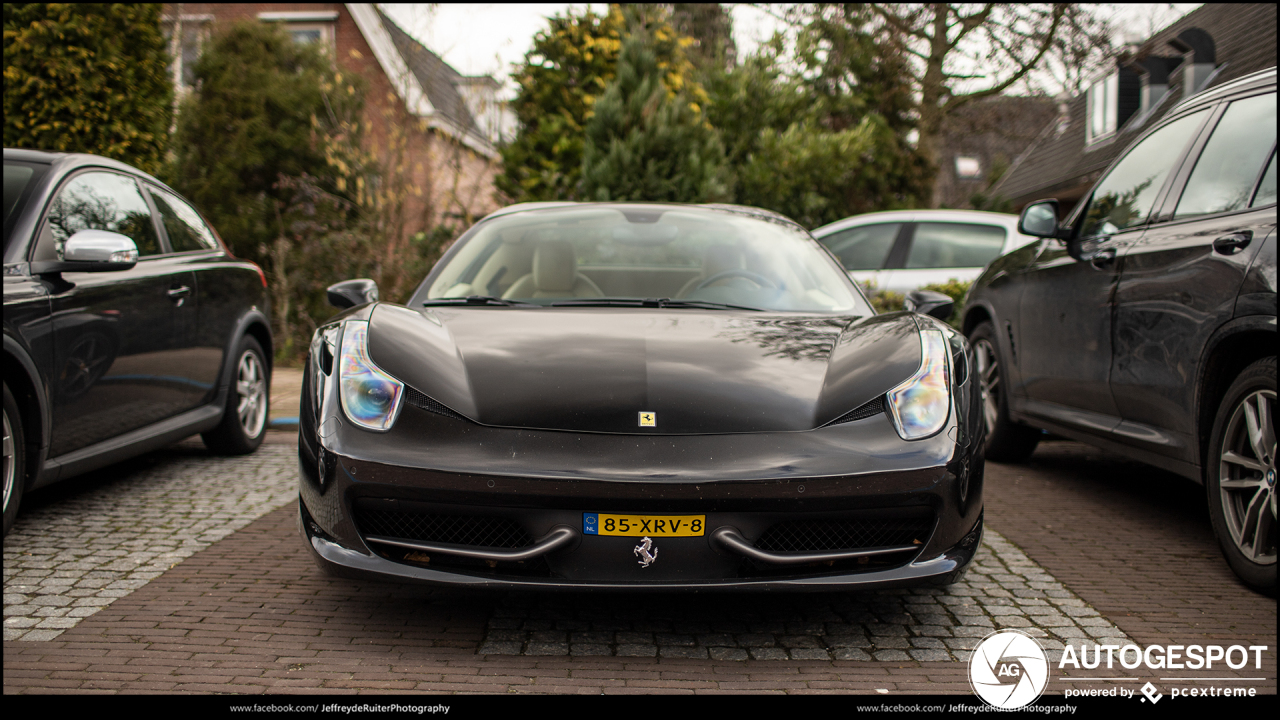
[1212,232,1252,255]
[167,286,191,298]
[1089,248,1116,270]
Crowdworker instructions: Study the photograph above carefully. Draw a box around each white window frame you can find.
[1086,72,1120,144]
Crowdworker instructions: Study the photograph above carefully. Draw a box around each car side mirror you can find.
[904,290,954,321]
[1018,200,1067,239]
[30,229,139,275]
[327,278,380,309]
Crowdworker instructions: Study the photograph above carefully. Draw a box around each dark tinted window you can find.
[819,223,900,270]
[3,160,48,251]
[44,172,160,258]
[1079,110,1207,237]
[1175,93,1277,218]
[149,186,219,252]
[905,222,1006,269]
[1253,150,1277,207]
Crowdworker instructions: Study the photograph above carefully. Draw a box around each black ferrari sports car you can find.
[298,202,985,590]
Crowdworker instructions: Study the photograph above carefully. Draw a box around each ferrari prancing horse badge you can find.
[639,411,656,427]
[634,537,658,567]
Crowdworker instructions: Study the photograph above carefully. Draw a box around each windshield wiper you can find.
[422,295,538,307]
[549,297,764,311]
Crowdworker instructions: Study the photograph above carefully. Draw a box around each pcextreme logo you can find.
[969,630,1050,709]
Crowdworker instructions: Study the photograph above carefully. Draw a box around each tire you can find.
[202,335,269,455]
[1206,356,1276,594]
[3,382,27,537]
[969,321,1041,462]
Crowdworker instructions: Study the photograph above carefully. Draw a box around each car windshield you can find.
[421,205,868,313]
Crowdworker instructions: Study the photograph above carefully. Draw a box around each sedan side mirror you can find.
[327,278,380,309]
[1018,200,1067,239]
[904,290,954,321]
[30,229,139,275]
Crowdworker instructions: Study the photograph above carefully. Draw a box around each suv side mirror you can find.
[904,290,954,321]
[327,278,380,309]
[1018,200,1067,239]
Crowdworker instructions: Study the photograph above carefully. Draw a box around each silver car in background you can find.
[812,210,1039,294]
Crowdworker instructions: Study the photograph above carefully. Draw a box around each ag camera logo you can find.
[969,630,1050,709]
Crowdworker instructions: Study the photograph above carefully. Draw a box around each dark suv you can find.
[3,149,273,535]
[962,68,1276,592]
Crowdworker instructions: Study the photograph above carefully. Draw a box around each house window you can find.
[258,12,337,53]
[1086,72,1120,144]
[162,15,212,93]
[955,156,982,180]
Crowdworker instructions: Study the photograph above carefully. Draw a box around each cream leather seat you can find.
[502,240,603,299]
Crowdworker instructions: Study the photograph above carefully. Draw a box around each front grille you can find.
[404,386,468,421]
[829,396,884,425]
[353,506,553,577]
[356,508,532,547]
[755,516,933,553]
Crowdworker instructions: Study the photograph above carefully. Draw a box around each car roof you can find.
[4,148,167,186]
[1170,66,1276,114]
[811,209,1021,237]
[477,201,807,231]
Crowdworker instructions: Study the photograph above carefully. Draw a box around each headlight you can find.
[338,320,404,431]
[886,330,951,440]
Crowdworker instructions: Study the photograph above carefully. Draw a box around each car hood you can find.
[367,304,922,434]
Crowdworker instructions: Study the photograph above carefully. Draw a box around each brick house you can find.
[993,3,1277,216]
[161,3,510,237]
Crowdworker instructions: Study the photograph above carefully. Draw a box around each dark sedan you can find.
[3,149,273,535]
[962,68,1276,592]
[298,202,985,590]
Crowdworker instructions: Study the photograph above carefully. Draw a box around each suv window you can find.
[1253,150,1277,207]
[905,222,1006,269]
[819,223,900,270]
[39,171,160,259]
[148,186,219,253]
[1174,92,1277,218]
[1078,109,1207,238]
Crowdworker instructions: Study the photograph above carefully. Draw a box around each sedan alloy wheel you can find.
[236,349,268,440]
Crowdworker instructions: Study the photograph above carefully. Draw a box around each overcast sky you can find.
[381,3,1203,98]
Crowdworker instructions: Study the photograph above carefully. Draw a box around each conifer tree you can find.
[580,34,730,203]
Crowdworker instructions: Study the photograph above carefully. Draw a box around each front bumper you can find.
[298,396,984,590]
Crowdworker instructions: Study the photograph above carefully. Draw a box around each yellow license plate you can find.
[583,513,705,537]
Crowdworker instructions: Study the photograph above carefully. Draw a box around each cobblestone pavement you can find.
[3,442,297,642]
[3,435,1129,659]
[476,533,1129,662]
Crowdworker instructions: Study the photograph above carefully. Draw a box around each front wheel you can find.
[969,321,1040,462]
[1206,356,1276,594]
[202,336,270,455]
[3,382,26,536]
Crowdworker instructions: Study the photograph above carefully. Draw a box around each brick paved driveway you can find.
[2,371,1275,695]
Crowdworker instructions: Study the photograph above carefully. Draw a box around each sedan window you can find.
[905,222,1006,269]
[1174,93,1276,218]
[43,171,160,257]
[819,223,901,270]
[149,186,219,252]
[1078,109,1207,238]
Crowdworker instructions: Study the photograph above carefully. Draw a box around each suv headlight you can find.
[338,320,404,431]
[886,330,951,440]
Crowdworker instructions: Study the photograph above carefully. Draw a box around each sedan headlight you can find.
[338,320,404,431]
[886,330,951,440]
